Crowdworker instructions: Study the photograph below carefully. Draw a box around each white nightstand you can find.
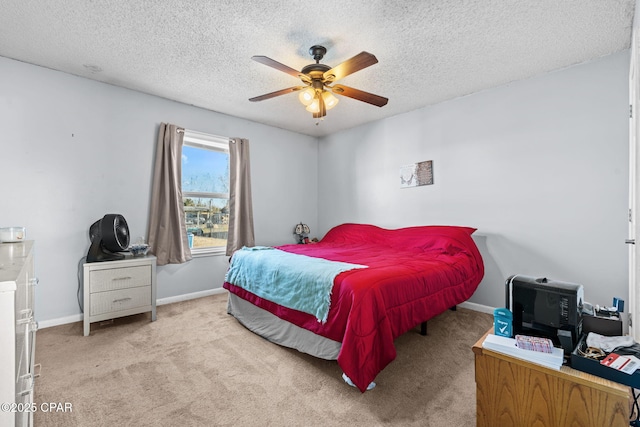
[83,254,157,336]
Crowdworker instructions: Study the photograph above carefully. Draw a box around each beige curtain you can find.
[148,123,192,266]
[226,138,255,255]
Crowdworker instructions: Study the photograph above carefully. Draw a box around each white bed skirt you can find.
[227,293,341,360]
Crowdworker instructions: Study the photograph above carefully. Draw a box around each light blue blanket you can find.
[225,246,367,323]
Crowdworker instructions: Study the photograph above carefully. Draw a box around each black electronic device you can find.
[582,314,623,336]
[506,274,584,355]
[86,214,130,263]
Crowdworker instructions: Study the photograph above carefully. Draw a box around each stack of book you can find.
[482,333,564,370]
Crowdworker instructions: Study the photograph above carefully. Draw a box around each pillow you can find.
[321,223,476,252]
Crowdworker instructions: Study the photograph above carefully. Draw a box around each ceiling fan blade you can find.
[323,52,378,82]
[251,56,301,78]
[249,86,304,102]
[331,85,388,107]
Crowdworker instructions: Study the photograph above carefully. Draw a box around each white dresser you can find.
[0,241,37,427]
[83,255,157,336]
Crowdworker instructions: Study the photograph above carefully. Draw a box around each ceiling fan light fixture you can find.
[305,98,320,113]
[298,87,315,106]
[322,91,339,110]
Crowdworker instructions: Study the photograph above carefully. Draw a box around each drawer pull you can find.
[19,308,32,317]
[18,373,34,395]
[112,276,132,281]
[33,363,42,379]
[113,297,133,303]
[17,310,33,325]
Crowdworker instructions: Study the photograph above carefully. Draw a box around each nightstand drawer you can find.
[90,286,151,316]
[89,265,150,293]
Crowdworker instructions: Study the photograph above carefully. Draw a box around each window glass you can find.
[181,132,229,252]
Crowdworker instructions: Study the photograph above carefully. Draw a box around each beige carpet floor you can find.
[33,293,492,426]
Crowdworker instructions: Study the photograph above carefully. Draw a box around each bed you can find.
[223,223,484,392]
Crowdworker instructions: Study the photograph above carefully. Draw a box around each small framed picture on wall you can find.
[400,160,433,188]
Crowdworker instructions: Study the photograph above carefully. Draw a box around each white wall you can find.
[0,49,630,323]
[0,56,318,323]
[318,51,630,309]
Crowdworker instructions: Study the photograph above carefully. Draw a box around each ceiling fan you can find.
[249,45,388,119]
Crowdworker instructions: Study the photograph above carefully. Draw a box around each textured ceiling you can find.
[0,0,635,137]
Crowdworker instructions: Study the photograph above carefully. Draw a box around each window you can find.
[182,130,229,253]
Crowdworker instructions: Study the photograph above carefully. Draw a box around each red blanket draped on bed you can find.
[223,223,484,392]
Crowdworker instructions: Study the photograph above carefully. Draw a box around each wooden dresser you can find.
[0,241,37,427]
[473,329,630,427]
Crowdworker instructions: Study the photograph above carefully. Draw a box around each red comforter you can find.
[223,223,484,392]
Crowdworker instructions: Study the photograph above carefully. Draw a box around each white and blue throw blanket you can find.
[225,246,367,323]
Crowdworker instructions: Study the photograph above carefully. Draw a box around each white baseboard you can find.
[38,289,488,329]
[38,313,84,329]
[156,287,227,306]
[37,288,228,329]
[458,300,495,315]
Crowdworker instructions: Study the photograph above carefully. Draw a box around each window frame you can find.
[182,129,230,256]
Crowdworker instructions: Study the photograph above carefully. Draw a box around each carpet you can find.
[33,293,492,426]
